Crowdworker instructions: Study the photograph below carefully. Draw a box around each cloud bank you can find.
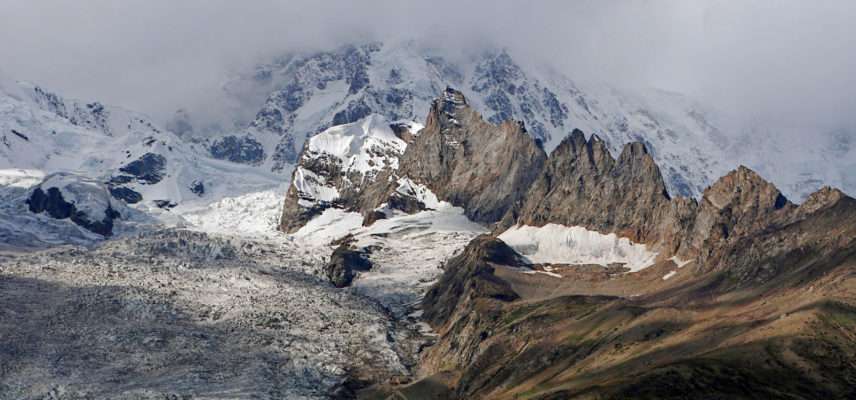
[1,0,854,132]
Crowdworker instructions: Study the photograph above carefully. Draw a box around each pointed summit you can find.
[513,130,676,245]
[703,166,790,212]
[398,88,547,223]
[683,166,796,260]
[442,86,467,108]
[798,185,851,216]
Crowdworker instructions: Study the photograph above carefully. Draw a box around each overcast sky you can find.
[1,0,855,132]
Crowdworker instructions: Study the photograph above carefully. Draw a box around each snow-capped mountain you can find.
[2,37,856,400]
[279,114,418,232]
[0,80,282,243]
[0,80,283,202]
[210,41,854,200]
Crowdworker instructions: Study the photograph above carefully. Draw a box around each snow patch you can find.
[498,224,659,272]
[662,270,678,280]
[670,255,692,268]
[0,168,45,188]
[292,166,339,203]
[394,177,441,209]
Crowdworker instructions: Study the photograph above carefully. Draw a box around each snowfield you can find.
[179,187,288,240]
[498,224,659,272]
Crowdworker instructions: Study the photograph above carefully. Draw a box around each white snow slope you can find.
[498,224,659,272]
[0,80,283,244]
[291,114,407,210]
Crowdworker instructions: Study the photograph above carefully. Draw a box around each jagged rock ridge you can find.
[223,41,855,200]
[390,117,856,398]
[396,88,547,223]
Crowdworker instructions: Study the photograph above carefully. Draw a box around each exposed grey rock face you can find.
[209,135,265,165]
[30,85,113,136]
[118,153,167,185]
[153,199,177,209]
[398,88,547,224]
[108,186,143,204]
[27,187,118,236]
[470,50,566,145]
[325,244,374,288]
[238,43,427,170]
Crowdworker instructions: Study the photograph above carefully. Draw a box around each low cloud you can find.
[1,0,854,132]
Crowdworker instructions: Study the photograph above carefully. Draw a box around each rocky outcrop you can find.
[279,88,549,233]
[279,114,410,233]
[420,236,522,377]
[209,135,266,165]
[108,186,143,204]
[27,174,122,236]
[681,166,797,265]
[189,180,205,196]
[324,244,374,288]
[423,235,524,328]
[397,88,547,224]
[117,152,167,185]
[409,182,856,399]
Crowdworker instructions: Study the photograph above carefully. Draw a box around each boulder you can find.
[324,244,373,288]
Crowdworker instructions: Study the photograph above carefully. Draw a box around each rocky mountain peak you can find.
[550,129,615,174]
[683,165,797,261]
[441,86,468,108]
[278,114,410,233]
[618,140,650,159]
[513,129,675,245]
[702,165,791,212]
[399,88,547,224]
[424,87,475,133]
[799,185,848,215]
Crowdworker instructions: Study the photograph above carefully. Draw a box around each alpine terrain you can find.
[0,38,854,400]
